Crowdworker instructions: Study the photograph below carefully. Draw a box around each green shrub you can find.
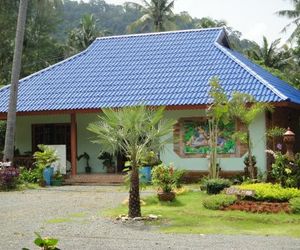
[203,194,237,210]
[205,178,232,194]
[18,167,41,184]
[152,164,185,192]
[289,197,300,214]
[239,183,300,202]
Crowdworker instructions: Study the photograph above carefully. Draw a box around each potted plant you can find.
[33,145,59,186]
[140,151,161,183]
[51,171,63,186]
[77,152,91,173]
[152,164,183,201]
[98,152,115,173]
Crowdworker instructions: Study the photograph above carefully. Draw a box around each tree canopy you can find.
[1,0,300,89]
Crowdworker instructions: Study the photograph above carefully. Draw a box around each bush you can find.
[205,178,232,195]
[18,167,41,184]
[0,167,20,190]
[203,194,237,210]
[239,183,300,202]
[289,197,300,214]
[152,164,185,192]
[267,150,300,188]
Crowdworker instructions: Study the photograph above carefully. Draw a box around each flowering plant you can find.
[0,167,20,190]
[152,164,185,192]
[266,149,299,188]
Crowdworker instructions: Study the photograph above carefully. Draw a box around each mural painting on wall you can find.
[183,119,236,155]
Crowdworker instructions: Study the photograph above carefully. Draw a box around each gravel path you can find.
[0,186,300,250]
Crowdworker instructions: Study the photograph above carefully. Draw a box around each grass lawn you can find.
[104,190,300,238]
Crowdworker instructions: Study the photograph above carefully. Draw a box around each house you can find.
[0,27,300,180]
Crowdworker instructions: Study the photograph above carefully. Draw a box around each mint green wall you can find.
[14,109,267,174]
[76,113,106,173]
[161,110,267,172]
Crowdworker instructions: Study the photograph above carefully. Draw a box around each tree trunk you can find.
[128,164,141,218]
[3,0,28,161]
[247,129,255,179]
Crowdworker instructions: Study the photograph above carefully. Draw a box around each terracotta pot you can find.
[157,191,175,201]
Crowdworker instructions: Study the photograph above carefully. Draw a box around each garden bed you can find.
[223,200,291,213]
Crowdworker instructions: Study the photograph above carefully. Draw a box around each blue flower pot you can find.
[140,166,152,184]
[43,166,54,186]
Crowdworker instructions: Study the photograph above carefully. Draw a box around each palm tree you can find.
[87,106,175,217]
[67,14,109,55]
[277,0,300,41]
[3,0,29,161]
[3,0,63,161]
[126,0,175,33]
[229,93,273,179]
[245,36,282,68]
[196,17,226,29]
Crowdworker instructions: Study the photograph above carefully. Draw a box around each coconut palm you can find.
[67,14,109,55]
[245,36,283,68]
[196,17,226,29]
[126,0,175,33]
[3,0,29,161]
[3,0,63,161]
[277,0,300,41]
[87,106,175,218]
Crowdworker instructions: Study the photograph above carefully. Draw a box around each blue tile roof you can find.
[0,27,300,112]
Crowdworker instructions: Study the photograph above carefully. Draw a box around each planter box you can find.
[51,179,63,186]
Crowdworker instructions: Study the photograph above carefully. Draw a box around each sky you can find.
[103,0,295,45]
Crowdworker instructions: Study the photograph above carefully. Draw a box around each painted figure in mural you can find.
[186,126,209,147]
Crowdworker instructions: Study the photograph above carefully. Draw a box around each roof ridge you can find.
[214,43,289,101]
[95,27,224,41]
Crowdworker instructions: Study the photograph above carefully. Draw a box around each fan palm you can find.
[126,0,175,33]
[87,106,175,218]
[277,0,300,41]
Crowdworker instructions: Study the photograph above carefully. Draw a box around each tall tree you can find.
[0,0,64,85]
[229,93,272,179]
[196,17,226,29]
[126,0,175,33]
[66,13,108,56]
[277,0,300,41]
[87,106,175,217]
[3,0,29,161]
[245,36,283,68]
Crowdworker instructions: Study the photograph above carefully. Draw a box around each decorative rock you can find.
[148,214,158,220]
[115,214,160,222]
[133,217,143,221]
[121,216,129,222]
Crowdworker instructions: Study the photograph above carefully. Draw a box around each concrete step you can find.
[64,174,125,186]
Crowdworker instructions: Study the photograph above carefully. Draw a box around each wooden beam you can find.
[70,113,77,176]
[0,108,102,120]
[1,101,300,120]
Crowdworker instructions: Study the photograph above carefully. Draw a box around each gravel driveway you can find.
[0,186,300,250]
